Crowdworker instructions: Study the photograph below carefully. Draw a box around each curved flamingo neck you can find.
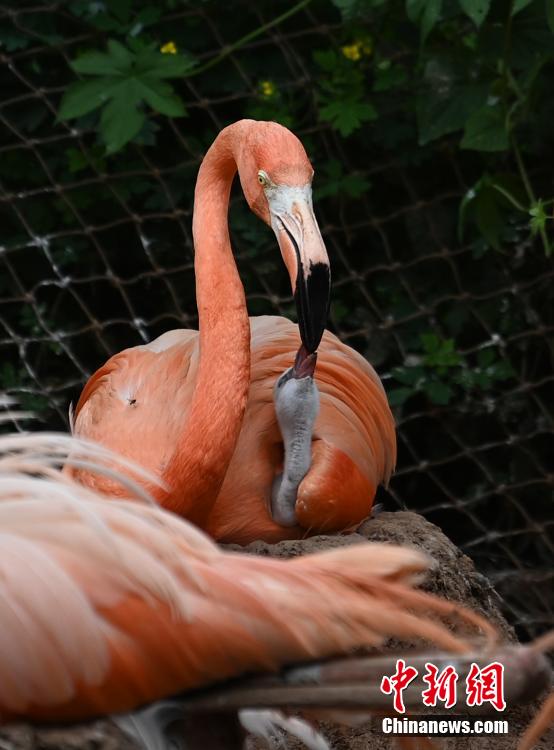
[161,124,251,523]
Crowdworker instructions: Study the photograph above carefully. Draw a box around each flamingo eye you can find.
[257,171,270,187]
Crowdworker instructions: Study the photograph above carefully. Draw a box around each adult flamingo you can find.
[70,120,395,543]
[0,431,493,725]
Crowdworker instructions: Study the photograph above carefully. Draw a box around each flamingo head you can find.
[237,121,331,354]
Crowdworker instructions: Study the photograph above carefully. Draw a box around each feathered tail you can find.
[0,430,492,725]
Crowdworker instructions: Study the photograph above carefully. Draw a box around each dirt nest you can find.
[0,511,551,749]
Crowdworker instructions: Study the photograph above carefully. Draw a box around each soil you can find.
[0,512,551,750]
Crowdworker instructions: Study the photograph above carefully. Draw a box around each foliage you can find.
[313,47,377,136]
[47,0,554,255]
[315,158,371,198]
[0,0,551,406]
[58,39,194,152]
[389,335,514,406]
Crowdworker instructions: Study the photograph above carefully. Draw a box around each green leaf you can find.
[420,333,440,353]
[66,145,106,174]
[392,365,425,385]
[461,105,509,152]
[458,0,491,27]
[135,7,162,27]
[512,0,534,14]
[70,40,134,75]
[316,159,371,198]
[373,62,407,92]
[547,0,554,33]
[421,336,461,368]
[87,13,122,33]
[460,172,528,242]
[70,40,194,80]
[58,78,119,120]
[110,0,131,23]
[313,50,338,73]
[60,40,197,152]
[99,84,144,153]
[417,60,488,145]
[456,368,480,389]
[388,387,414,406]
[529,198,547,235]
[406,0,443,44]
[107,39,134,67]
[319,99,377,137]
[136,77,187,117]
[330,0,358,17]
[342,173,371,197]
[421,0,442,43]
[71,51,121,76]
[406,0,421,21]
[424,380,453,405]
[138,48,196,78]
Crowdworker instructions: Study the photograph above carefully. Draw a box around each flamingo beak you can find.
[269,186,331,353]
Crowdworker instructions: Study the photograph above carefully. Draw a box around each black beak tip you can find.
[295,262,331,354]
[302,326,325,355]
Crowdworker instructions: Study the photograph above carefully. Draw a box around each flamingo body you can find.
[70,120,394,541]
[72,317,395,544]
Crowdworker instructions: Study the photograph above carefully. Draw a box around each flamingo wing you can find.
[206,316,396,543]
[1,494,481,723]
[0,432,492,723]
[70,330,199,499]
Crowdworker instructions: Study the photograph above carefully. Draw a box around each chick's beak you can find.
[271,186,331,353]
[292,345,318,378]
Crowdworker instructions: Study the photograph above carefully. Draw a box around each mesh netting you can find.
[0,2,552,641]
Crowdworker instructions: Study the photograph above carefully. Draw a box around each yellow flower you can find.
[341,43,362,62]
[160,41,177,55]
[260,80,276,99]
[341,39,372,62]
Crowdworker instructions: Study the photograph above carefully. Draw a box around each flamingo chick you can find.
[272,348,319,527]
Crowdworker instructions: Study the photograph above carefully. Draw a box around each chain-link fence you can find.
[0,1,552,642]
